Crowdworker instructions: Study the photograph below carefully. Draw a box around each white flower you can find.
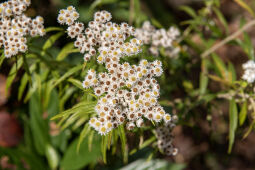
[58,9,142,63]
[135,21,180,58]
[242,60,255,83]
[0,0,45,58]
[58,8,174,135]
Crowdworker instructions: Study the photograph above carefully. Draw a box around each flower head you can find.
[135,21,180,58]
[242,60,255,83]
[0,0,45,58]
[58,8,142,63]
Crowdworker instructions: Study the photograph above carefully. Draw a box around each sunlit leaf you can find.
[228,99,238,153]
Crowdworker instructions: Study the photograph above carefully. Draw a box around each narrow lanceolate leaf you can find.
[51,101,96,120]
[239,101,247,126]
[234,0,255,17]
[228,62,236,83]
[199,72,208,95]
[0,53,5,68]
[88,130,94,152]
[212,7,229,34]
[6,57,23,95]
[243,120,255,139]
[118,125,128,163]
[18,73,28,100]
[199,58,209,95]
[68,78,84,90]
[101,135,108,164]
[90,0,118,10]
[77,124,91,153]
[212,54,228,80]
[56,43,79,61]
[228,99,238,153]
[42,32,64,51]
[139,136,156,149]
[45,144,59,170]
[179,6,197,18]
[52,65,83,88]
[29,92,49,155]
[45,27,64,33]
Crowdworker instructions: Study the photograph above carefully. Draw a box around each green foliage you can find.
[60,136,101,170]
[2,0,255,169]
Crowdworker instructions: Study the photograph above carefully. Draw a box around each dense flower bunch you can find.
[57,7,175,135]
[135,21,180,57]
[242,60,255,83]
[156,119,178,156]
[57,6,140,62]
[85,59,173,135]
[0,0,45,58]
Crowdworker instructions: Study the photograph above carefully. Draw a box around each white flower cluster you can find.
[0,0,45,58]
[85,59,173,135]
[57,6,141,62]
[135,21,180,57]
[58,8,175,135]
[242,60,255,83]
[156,119,178,156]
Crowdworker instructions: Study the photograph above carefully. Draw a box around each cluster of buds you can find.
[0,0,45,58]
[135,21,180,57]
[57,6,141,62]
[156,120,178,156]
[242,60,255,83]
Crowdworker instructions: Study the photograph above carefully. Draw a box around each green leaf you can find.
[243,32,254,60]
[199,59,209,95]
[52,65,83,88]
[139,136,156,149]
[18,73,29,100]
[118,125,128,163]
[101,135,108,164]
[228,99,238,153]
[29,92,49,155]
[51,100,96,120]
[61,136,101,170]
[0,53,5,68]
[45,144,59,170]
[212,7,229,34]
[234,0,255,17]
[68,78,84,90]
[18,63,36,101]
[212,54,228,80]
[120,159,185,170]
[243,120,255,139]
[6,57,23,95]
[239,101,247,126]
[228,62,236,83]
[45,27,64,32]
[59,86,76,112]
[77,124,91,152]
[90,0,118,10]
[151,18,163,28]
[56,43,79,61]
[179,6,197,18]
[47,89,59,117]
[43,32,64,51]
[88,130,95,152]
